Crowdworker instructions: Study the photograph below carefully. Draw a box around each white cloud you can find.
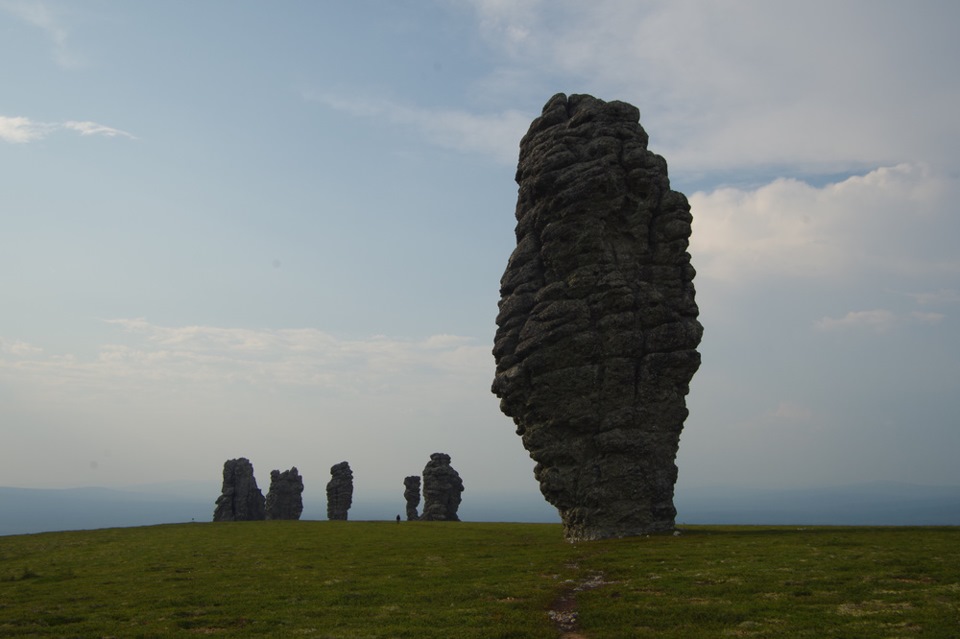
[312,4,959,172]
[910,311,945,326]
[0,0,82,68]
[816,310,898,334]
[0,114,135,143]
[813,308,945,334]
[0,115,51,143]
[770,401,813,421]
[63,121,136,139]
[689,164,960,284]
[0,339,43,356]
[3,319,491,398]
[464,0,960,172]
[468,0,542,55]
[307,93,528,164]
[0,320,502,489]
[907,289,960,306]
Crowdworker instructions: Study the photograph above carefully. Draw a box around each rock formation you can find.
[265,467,304,520]
[403,475,421,521]
[491,93,702,541]
[325,461,354,521]
[213,457,266,522]
[420,453,464,521]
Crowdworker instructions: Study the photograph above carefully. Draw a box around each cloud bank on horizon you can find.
[2,1,958,504]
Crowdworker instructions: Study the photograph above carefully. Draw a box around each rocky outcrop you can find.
[325,461,353,521]
[213,457,266,522]
[403,475,421,521]
[420,453,464,521]
[492,93,702,541]
[265,467,304,520]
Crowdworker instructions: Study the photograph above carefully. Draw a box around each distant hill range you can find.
[1,481,958,536]
[674,482,960,527]
[0,481,559,536]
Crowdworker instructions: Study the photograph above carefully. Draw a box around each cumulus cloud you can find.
[307,93,528,164]
[689,163,960,284]
[0,115,135,143]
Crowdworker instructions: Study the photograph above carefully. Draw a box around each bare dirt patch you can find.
[547,571,617,638]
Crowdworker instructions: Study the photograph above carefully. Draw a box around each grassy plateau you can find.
[0,521,958,638]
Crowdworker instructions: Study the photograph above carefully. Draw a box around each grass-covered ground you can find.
[1,521,957,638]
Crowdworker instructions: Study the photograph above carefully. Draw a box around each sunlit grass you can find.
[1,522,957,637]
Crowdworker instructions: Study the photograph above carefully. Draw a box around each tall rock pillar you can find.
[213,457,266,522]
[420,453,464,521]
[492,93,702,541]
[265,467,304,520]
[326,461,354,521]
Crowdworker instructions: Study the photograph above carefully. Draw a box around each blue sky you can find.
[2,1,959,508]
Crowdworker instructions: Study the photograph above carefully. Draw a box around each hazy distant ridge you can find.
[3,482,957,536]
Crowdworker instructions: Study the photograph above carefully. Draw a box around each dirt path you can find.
[547,571,615,638]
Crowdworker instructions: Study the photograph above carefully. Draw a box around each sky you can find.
[2,1,959,511]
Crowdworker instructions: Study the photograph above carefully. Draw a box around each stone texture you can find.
[265,467,304,521]
[420,453,464,521]
[213,457,266,522]
[326,461,354,521]
[491,93,702,541]
[403,475,421,521]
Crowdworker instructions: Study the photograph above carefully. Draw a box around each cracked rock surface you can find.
[492,93,702,541]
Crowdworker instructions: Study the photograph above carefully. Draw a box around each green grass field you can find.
[1,522,958,638]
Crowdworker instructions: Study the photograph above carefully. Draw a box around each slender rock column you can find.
[403,475,421,521]
[326,461,354,521]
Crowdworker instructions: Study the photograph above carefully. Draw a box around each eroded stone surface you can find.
[420,453,463,521]
[492,93,702,541]
[326,461,354,521]
[213,457,266,522]
[265,467,304,520]
[403,475,421,521]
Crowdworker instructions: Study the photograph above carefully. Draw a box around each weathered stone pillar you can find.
[420,453,463,521]
[265,467,304,520]
[326,461,353,521]
[213,457,266,522]
[492,93,702,541]
[403,475,421,521]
